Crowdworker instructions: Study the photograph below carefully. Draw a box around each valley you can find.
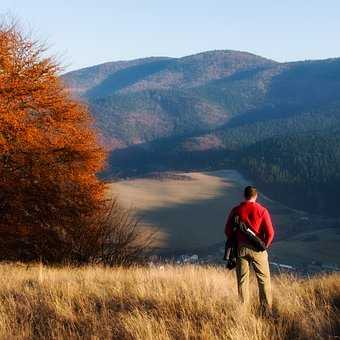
[108,170,340,267]
[64,49,340,267]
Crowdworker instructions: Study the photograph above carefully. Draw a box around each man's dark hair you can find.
[244,186,257,200]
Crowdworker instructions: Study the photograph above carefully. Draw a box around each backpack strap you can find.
[233,215,267,251]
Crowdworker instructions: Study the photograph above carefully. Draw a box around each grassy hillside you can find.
[0,264,338,339]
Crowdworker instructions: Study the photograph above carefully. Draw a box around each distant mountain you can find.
[63,57,172,96]
[63,50,277,147]
[63,51,340,150]
[63,50,340,216]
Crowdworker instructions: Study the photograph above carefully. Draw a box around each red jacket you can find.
[225,201,275,247]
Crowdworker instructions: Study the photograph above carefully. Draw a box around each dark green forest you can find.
[238,130,340,216]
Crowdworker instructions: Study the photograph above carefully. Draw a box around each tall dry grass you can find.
[0,263,338,339]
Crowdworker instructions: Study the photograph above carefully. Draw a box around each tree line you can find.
[238,130,340,216]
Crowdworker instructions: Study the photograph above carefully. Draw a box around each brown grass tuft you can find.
[0,264,337,339]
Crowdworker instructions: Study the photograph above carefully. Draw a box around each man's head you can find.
[244,186,257,201]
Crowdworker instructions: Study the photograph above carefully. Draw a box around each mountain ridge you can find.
[62,49,340,155]
[62,49,281,147]
[61,49,340,216]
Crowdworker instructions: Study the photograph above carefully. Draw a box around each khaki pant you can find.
[236,244,272,308]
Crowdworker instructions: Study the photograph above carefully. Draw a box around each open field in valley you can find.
[270,228,340,266]
[108,170,339,266]
[109,170,299,250]
[109,170,250,251]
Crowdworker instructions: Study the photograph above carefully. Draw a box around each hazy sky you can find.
[2,0,340,71]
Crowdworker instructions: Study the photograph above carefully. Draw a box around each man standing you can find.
[225,186,275,310]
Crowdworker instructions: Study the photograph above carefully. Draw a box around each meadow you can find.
[0,263,338,339]
[108,170,340,267]
[109,170,303,251]
[270,227,340,266]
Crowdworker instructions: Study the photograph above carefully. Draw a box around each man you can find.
[225,186,275,310]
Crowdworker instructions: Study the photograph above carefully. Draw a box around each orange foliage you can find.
[0,22,106,262]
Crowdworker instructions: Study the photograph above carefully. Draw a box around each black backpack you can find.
[223,215,267,269]
[223,236,237,269]
[233,215,267,251]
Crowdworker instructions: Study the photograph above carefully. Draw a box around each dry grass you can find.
[0,264,338,339]
[108,170,246,250]
[108,170,303,251]
[109,171,234,211]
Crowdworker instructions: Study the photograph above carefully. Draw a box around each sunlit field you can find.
[0,264,338,339]
[108,170,303,251]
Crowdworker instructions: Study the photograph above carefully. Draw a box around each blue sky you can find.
[2,0,340,71]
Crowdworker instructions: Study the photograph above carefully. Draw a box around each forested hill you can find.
[63,50,340,216]
[62,50,277,147]
[238,129,340,216]
[63,51,340,150]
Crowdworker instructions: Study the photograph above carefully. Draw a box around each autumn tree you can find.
[0,21,108,262]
